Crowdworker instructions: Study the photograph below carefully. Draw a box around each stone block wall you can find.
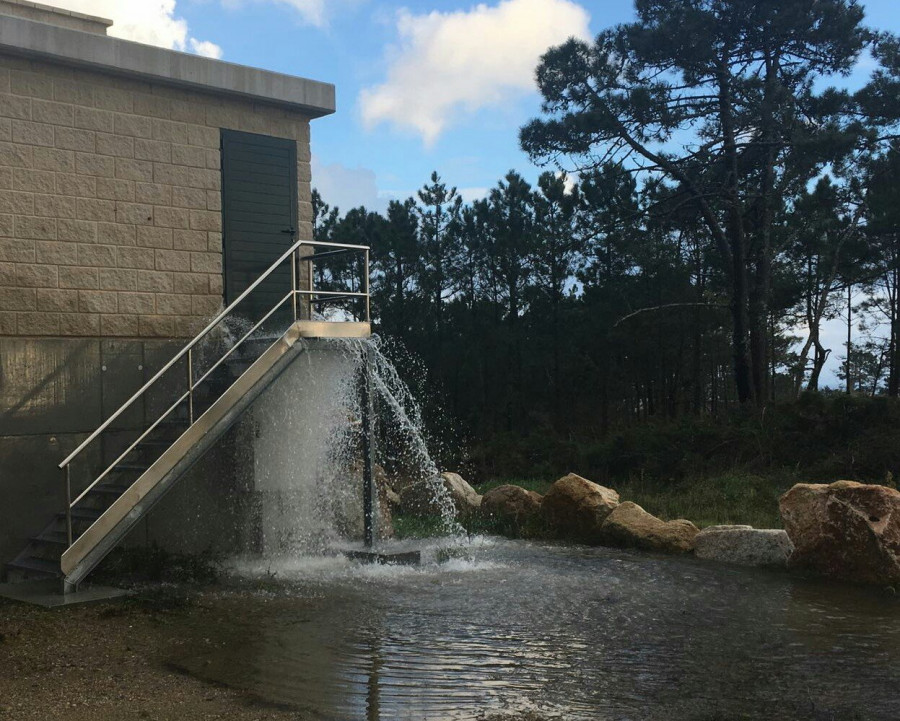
[0,52,313,339]
[0,0,112,35]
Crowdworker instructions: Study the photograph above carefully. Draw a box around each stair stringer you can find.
[60,323,308,590]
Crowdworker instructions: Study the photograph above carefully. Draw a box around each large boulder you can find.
[601,501,699,554]
[398,471,481,518]
[441,472,482,518]
[694,525,793,567]
[542,473,619,543]
[779,481,900,585]
[481,484,542,524]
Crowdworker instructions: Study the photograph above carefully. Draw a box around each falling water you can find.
[249,335,460,558]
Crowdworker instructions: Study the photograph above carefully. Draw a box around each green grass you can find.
[612,470,794,528]
[392,514,454,539]
[475,470,798,530]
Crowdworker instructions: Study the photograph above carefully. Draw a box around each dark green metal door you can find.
[220,129,298,319]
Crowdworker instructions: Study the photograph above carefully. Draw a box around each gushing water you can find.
[250,335,460,557]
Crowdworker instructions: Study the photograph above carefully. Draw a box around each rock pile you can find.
[420,470,900,586]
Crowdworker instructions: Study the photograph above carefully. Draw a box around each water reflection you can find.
[172,540,900,720]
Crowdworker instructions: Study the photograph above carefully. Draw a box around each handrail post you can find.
[364,248,370,322]
[307,249,314,320]
[65,465,72,547]
[291,248,299,322]
[186,349,194,424]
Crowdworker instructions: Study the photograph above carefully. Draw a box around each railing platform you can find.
[296,320,371,338]
[0,579,131,608]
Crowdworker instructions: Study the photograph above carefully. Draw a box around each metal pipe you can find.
[360,345,375,548]
[307,252,314,320]
[298,248,360,262]
[364,248,371,322]
[187,349,194,425]
[291,248,298,322]
[297,290,368,298]
[65,466,72,548]
[307,296,366,307]
[299,240,369,251]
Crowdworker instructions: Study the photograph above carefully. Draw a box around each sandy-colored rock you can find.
[481,484,542,524]
[441,472,482,517]
[601,501,698,553]
[780,480,900,585]
[694,526,793,567]
[399,471,481,518]
[542,473,619,543]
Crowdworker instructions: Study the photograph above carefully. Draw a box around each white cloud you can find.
[458,186,489,202]
[44,1,222,58]
[189,38,224,59]
[556,170,578,194]
[312,156,393,213]
[359,0,591,145]
[272,0,326,27]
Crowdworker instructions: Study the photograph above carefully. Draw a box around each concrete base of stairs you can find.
[0,579,132,608]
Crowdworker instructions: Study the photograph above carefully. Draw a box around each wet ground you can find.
[167,537,900,721]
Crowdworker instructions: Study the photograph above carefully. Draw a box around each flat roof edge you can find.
[3,0,113,27]
[0,14,336,118]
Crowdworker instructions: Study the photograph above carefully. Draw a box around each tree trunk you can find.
[717,64,754,403]
[888,239,899,397]
[748,49,779,406]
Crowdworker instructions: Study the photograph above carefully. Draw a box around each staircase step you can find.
[30,531,68,546]
[57,507,103,523]
[136,439,172,449]
[86,483,131,497]
[6,556,60,576]
[156,419,189,430]
[112,462,150,473]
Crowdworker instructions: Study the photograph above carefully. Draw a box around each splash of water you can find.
[250,335,461,557]
[361,337,462,534]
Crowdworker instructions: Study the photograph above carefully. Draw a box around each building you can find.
[0,0,350,578]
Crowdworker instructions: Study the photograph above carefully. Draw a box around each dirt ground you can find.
[0,588,303,721]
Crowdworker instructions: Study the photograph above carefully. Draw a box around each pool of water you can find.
[171,538,900,720]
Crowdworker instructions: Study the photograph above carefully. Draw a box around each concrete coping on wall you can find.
[0,0,113,34]
[0,13,336,117]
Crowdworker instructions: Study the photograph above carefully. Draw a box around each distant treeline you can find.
[312,0,900,478]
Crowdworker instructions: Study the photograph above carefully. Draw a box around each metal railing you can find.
[58,239,370,548]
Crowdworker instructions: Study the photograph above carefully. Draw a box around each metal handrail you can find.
[59,238,370,548]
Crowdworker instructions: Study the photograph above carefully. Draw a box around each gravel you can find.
[0,588,305,721]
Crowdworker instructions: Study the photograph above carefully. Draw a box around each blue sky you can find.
[58,0,900,213]
[177,0,900,213]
